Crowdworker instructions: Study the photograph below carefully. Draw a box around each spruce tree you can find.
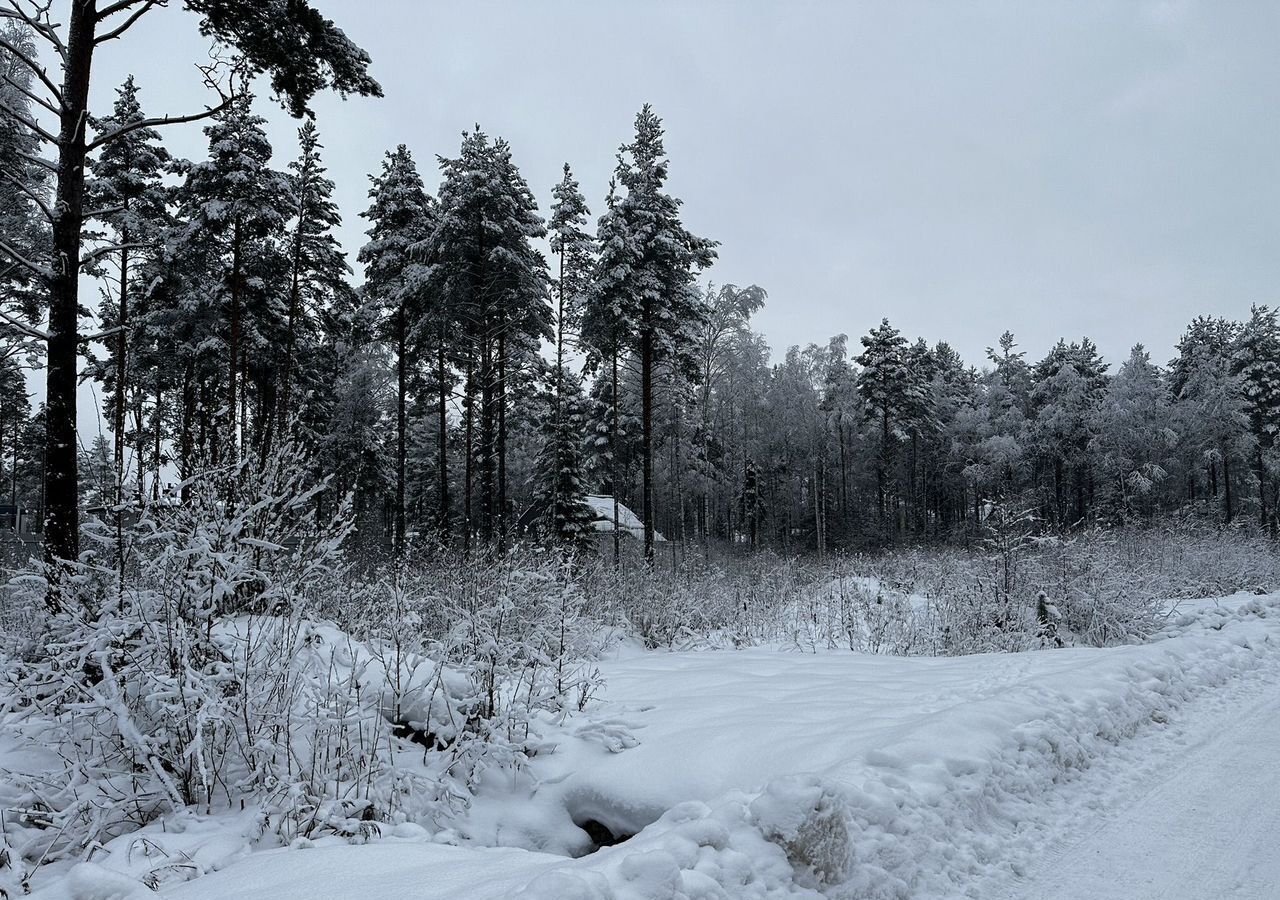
[581,177,635,564]
[86,75,173,499]
[359,145,435,559]
[279,120,349,444]
[545,163,595,536]
[176,95,294,460]
[533,366,596,550]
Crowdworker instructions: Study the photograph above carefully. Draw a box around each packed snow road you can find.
[1003,687,1280,900]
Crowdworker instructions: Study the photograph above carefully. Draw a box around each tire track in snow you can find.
[991,666,1280,899]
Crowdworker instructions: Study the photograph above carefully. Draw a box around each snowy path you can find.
[1001,680,1280,900]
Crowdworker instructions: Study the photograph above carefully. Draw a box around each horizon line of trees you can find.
[2,11,1279,574]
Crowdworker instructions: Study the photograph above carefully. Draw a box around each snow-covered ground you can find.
[22,593,1280,900]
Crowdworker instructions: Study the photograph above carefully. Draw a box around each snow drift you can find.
[20,594,1280,900]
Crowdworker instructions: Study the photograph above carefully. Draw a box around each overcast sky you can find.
[83,0,1280,371]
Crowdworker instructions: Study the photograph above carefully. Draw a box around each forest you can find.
[1,11,1277,571]
[1,3,1279,898]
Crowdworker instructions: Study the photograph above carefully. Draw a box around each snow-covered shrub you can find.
[0,445,407,873]
[331,550,609,820]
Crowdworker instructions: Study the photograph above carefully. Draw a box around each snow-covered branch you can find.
[0,165,53,221]
[0,0,67,65]
[86,96,234,153]
[0,234,51,283]
[0,305,48,341]
[81,241,151,267]
[0,95,57,145]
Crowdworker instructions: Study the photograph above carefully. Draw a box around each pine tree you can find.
[1030,338,1108,526]
[1233,306,1280,531]
[856,318,915,530]
[1175,341,1252,522]
[279,120,349,444]
[427,128,550,552]
[86,75,173,500]
[177,95,294,460]
[0,354,30,510]
[545,163,595,539]
[1,0,379,571]
[359,145,435,559]
[0,20,48,354]
[1089,345,1173,521]
[592,105,716,562]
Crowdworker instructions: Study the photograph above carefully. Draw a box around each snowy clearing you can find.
[22,592,1279,900]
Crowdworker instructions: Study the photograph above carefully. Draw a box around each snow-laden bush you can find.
[726,515,1280,655]
[0,464,619,886]
[0,447,403,875]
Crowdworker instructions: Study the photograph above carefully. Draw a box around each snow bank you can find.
[492,595,1280,897]
[21,595,1280,900]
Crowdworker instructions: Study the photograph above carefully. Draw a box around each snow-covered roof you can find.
[582,494,667,542]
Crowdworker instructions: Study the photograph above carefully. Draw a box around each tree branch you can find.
[0,96,57,144]
[0,69,58,116]
[0,235,50,282]
[86,96,233,153]
[0,1,67,65]
[81,324,125,342]
[0,29,64,106]
[0,166,52,221]
[94,0,161,44]
[17,149,57,173]
[81,241,150,267]
[84,202,127,221]
[0,305,48,341]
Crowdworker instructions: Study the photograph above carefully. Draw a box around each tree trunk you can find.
[437,331,449,540]
[1223,446,1234,523]
[394,300,407,559]
[114,238,129,502]
[641,326,655,564]
[278,214,304,444]
[43,0,99,569]
[611,353,621,568]
[480,331,494,545]
[497,329,507,552]
[462,346,474,557]
[180,361,195,502]
[151,386,161,501]
[227,218,243,461]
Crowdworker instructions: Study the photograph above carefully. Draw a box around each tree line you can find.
[2,7,1278,578]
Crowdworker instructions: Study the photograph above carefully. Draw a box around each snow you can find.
[1005,687,1280,898]
[582,494,666,541]
[33,844,564,900]
[19,594,1280,900]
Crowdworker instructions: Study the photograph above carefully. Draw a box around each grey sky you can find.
[85,0,1280,371]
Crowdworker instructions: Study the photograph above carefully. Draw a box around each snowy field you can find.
[15,592,1279,900]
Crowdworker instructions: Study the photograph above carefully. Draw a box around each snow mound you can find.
[21,595,1280,900]
[494,595,1280,898]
